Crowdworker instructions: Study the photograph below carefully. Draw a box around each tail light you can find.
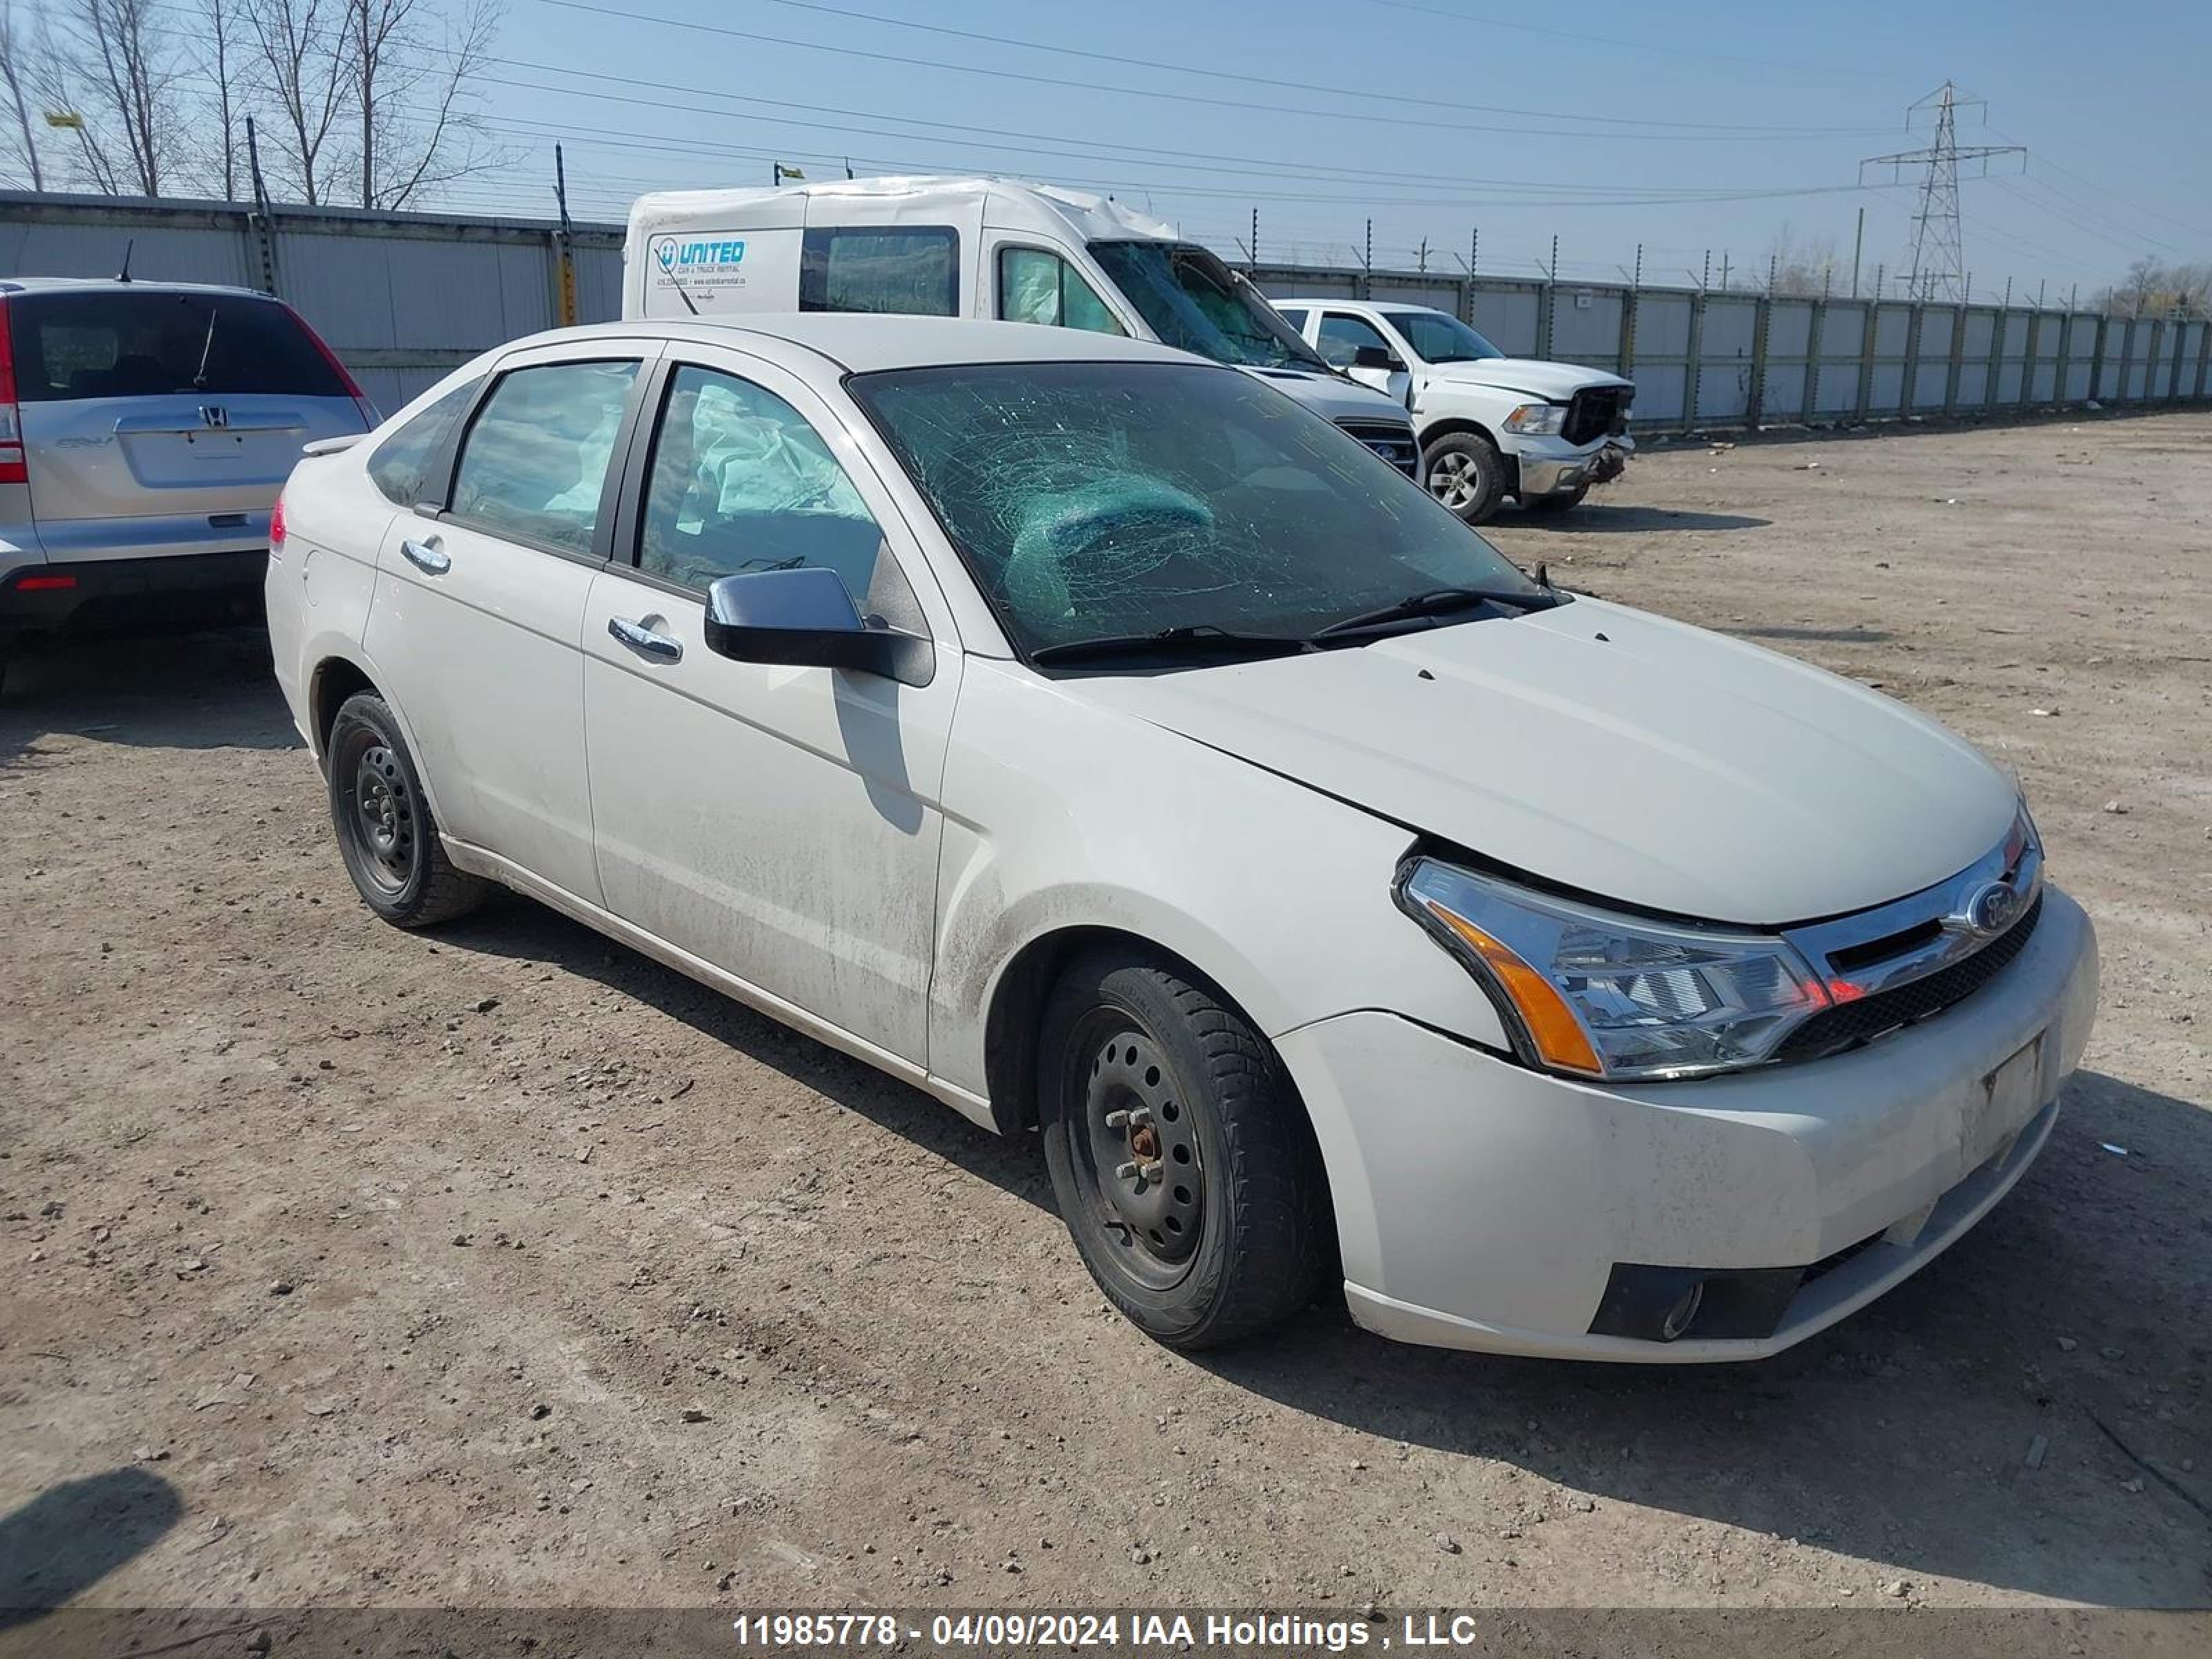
[270,491,288,554]
[283,301,379,429]
[0,296,26,485]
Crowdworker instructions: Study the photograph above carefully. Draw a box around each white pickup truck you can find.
[1272,299,1632,525]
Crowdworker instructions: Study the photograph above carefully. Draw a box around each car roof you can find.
[0,276,283,300]
[507,314,1210,374]
[1271,298,1443,317]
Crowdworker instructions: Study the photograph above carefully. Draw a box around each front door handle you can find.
[400,536,449,575]
[608,616,682,662]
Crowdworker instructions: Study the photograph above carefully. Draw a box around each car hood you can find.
[1423,357,1630,400]
[1066,597,2016,926]
[1237,365,1412,425]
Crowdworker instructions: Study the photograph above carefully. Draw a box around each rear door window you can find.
[449,359,641,556]
[368,377,482,505]
[6,290,349,401]
[800,227,959,316]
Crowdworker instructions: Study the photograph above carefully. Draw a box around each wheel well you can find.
[310,657,377,758]
[982,926,1286,1136]
[1420,418,1517,489]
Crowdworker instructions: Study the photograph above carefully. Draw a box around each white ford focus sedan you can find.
[268,317,2098,1360]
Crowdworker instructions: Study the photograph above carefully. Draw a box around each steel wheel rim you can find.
[1427,451,1480,511]
[342,738,418,894]
[1067,1014,1204,1291]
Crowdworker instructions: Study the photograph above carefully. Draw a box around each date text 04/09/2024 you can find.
[730,1612,1493,1650]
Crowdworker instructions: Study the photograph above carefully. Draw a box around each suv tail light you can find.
[0,296,26,485]
[282,301,379,429]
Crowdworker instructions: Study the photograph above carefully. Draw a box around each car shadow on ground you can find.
[0,629,299,770]
[436,894,1056,1214]
[1504,505,1771,533]
[0,1467,183,1625]
[444,887,2209,1604]
[1197,1066,2211,1606]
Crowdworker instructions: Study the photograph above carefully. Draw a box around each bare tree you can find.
[243,0,350,204]
[2097,256,2212,317]
[1764,223,1843,297]
[54,0,187,194]
[196,0,245,198]
[30,13,126,192]
[0,0,44,189]
[346,0,499,209]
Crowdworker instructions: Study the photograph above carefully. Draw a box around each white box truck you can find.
[621,176,1422,478]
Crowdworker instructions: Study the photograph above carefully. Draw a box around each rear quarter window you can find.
[6,290,349,402]
[367,377,482,506]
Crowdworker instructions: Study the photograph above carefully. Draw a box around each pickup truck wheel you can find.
[1424,433,1505,525]
[1038,949,1329,1349]
[1522,485,1590,514]
[327,692,488,928]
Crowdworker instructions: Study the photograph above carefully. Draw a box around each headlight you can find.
[1397,859,1832,1081]
[1502,402,1566,435]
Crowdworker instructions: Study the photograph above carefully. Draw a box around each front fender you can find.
[924,660,1512,1107]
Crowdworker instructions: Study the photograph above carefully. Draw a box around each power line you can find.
[1358,0,1917,82]
[543,0,1890,135]
[516,0,1895,143]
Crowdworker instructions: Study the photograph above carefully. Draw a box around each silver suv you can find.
[0,278,375,691]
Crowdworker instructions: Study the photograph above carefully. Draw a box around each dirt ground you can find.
[2,409,2207,1622]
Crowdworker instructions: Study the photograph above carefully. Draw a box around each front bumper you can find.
[1509,433,1629,497]
[0,550,270,638]
[1275,883,2099,1361]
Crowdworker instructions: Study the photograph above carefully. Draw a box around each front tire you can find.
[1038,949,1330,1349]
[326,691,488,928]
[1423,432,1506,525]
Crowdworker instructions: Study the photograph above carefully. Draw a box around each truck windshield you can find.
[1390,311,1506,365]
[1087,242,1328,372]
[849,359,1541,657]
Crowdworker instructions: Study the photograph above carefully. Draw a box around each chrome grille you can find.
[1777,891,2044,1062]
[1337,419,1421,478]
[1774,812,2044,1064]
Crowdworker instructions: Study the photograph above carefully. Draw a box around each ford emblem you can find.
[1958,879,2022,938]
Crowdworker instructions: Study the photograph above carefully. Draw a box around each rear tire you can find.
[326,691,488,928]
[1423,432,1506,525]
[1521,485,1590,514]
[1038,948,1330,1349]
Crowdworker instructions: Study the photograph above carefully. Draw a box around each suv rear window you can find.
[5,290,350,402]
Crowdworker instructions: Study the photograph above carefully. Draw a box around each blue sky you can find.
[425,0,2211,299]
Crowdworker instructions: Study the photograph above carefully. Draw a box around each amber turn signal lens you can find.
[1425,899,1604,1077]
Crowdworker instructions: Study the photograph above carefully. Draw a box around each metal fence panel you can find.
[5,192,2204,437]
[1550,288,1623,360]
[1468,285,1541,356]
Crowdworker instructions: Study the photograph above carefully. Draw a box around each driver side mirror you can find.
[703,567,935,688]
[1353,344,1407,373]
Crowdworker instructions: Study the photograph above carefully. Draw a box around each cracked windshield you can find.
[850,361,1541,654]
[1086,241,1327,371]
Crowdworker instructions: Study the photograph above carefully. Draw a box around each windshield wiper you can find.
[1313,585,1563,639]
[192,305,219,389]
[1030,624,1311,666]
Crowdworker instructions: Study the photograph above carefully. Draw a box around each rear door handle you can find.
[400,536,449,575]
[608,616,682,662]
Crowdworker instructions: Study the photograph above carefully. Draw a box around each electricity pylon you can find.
[1860,82,2024,304]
